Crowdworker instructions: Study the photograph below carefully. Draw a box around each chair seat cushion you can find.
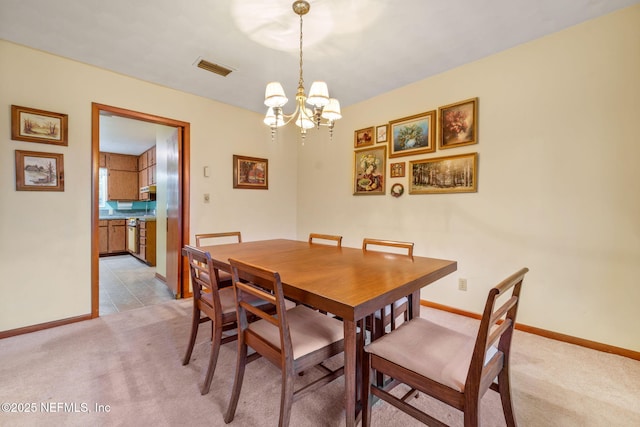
[248,305,344,360]
[373,296,408,319]
[364,317,497,392]
[201,287,237,315]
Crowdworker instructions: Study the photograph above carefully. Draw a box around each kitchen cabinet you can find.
[108,219,126,253]
[107,153,137,171]
[99,153,107,168]
[138,146,156,201]
[108,170,138,201]
[99,219,126,255]
[137,219,156,266]
[98,220,109,254]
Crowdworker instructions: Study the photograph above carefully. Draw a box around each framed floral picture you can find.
[409,152,478,194]
[233,154,268,189]
[438,97,478,149]
[354,126,375,148]
[388,110,436,158]
[376,124,388,143]
[15,150,65,191]
[11,105,68,146]
[353,145,386,195]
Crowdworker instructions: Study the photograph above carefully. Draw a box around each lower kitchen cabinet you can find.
[136,219,156,266]
[99,219,127,255]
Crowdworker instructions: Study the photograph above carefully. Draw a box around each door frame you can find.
[91,103,191,317]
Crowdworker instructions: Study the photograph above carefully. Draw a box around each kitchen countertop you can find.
[99,215,157,220]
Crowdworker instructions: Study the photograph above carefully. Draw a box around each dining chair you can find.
[308,233,343,247]
[182,245,263,395]
[224,258,345,427]
[362,267,529,427]
[362,238,414,339]
[194,231,242,287]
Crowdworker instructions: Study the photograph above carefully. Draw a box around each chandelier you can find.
[263,0,341,141]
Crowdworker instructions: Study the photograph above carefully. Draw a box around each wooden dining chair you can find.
[362,268,529,427]
[362,238,414,339]
[194,231,242,287]
[308,233,343,247]
[182,245,263,395]
[224,258,345,427]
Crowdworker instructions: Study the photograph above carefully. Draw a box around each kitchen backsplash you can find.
[100,201,157,218]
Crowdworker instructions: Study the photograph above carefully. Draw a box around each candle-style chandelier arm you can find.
[263,0,341,141]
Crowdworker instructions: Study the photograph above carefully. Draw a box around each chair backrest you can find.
[229,258,293,367]
[183,245,223,314]
[308,233,343,247]
[195,231,242,247]
[466,267,528,394]
[362,238,414,256]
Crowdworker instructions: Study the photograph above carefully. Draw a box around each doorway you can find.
[91,103,191,318]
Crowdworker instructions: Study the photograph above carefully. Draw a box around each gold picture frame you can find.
[233,154,268,189]
[376,124,388,143]
[353,145,386,195]
[438,97,478,149]
[409,152,478,194]
[11,105,68,146]
[354,126,375,148]
[390,162,405,178]
[389,110,436,158]
[15,150,65,191]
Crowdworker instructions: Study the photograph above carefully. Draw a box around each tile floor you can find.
[99,254,175,315]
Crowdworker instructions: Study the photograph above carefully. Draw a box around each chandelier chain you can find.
[298,13,304,91]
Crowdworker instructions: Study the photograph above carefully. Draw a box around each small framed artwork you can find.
[409,152,478,194]
[390,162,405,178]
[354,126,374,148]
[376,124,388,143]
[15,150,65,191]
[389,110,436,158]
[11,105,69,146]
[353,145,386,195]
[438,97,478,149]
[233,154,268,189]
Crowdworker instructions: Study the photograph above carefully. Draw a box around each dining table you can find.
[196,238,457,426]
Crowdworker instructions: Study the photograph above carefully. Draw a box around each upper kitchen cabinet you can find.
[102,152,139,201]
[139,146,156,201]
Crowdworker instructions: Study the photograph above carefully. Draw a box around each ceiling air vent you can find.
[195,58,233,77]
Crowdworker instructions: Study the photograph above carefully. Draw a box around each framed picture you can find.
[233,154,268,189]
[15,150,65,191]
[11,105,69,146]
[409,152,478,194]
[388,110,436,158]
[376,124,388,143]
[390,162,405,178]
[354,126,374,148]
[438,97,478,149]
[353,145,386,195]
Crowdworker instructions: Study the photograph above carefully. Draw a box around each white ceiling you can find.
[2,0,638,153]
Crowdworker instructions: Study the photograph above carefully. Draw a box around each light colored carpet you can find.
[1,299,638,426]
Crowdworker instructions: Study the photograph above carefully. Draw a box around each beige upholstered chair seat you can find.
[248,305,344,360]
[365,317,498,392]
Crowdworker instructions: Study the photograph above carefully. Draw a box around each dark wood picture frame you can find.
[409,152,478,194]
[389,110,436,158]
[11,105,69,146]
[15,150,65,191]
[438,97,478,149]
[233,154,268,189]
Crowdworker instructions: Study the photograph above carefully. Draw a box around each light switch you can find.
[203,166,210,177]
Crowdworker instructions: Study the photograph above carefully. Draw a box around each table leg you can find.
[344,319,357,427]
[410,290,421,320]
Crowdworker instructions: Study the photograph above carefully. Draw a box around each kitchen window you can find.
[98,168,107,208]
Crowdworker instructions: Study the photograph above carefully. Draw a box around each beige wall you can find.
[0,40,298,331]
[296,5,640,351]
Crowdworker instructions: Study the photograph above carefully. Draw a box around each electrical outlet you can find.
[203,193,210,203]
[458,278,467,291]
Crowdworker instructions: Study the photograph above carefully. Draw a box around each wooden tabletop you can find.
[198,239,457,322]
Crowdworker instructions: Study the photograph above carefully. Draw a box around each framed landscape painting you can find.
[409,152,478,194]
[388,110,436,158]
[233,154,268,189]
[438,97,478,149]
[353,145,386,195]
[11,105,68,146]
[15,150,65,191]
